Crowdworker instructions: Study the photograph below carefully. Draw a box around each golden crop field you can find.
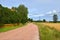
[42,23,60,31]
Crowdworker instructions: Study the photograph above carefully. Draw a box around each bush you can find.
[0,23,4,28]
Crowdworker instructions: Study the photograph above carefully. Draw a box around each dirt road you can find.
[0,23,39,40]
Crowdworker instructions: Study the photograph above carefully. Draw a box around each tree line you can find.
[0,4,59,27]
[0,4,29,27]
[33,14,58,23]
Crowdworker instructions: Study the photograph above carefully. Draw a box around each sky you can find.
[0,0,60,21]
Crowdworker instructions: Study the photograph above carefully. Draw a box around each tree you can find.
[28,18,33,22]
[0,4,28,27]
[53,14,58,23]
[43,19,46,22]
[0,4,4,27]
[17,5,28,24]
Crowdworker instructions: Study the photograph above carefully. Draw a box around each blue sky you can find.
[0,0,60,21]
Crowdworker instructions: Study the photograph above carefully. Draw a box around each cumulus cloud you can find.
[28,9,60,18]
[46,10,58,16]
[46,10,60,17]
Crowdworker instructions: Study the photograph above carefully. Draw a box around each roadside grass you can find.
[0,23,26,32]
[35,22,60,40]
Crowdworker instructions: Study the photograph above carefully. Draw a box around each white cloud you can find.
[52,10,58,14]
[28,9,59,18]
[53,10,56,13]
[46,11,52,14]
[33,14,45,17]
[50,15,53,16]
[46,10,58,16]
[28,14,45,18]
[45,10,60,17]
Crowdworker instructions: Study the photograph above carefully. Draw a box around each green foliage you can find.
[28,18,33,22]
[0,4,28,27]
[0,24,4,28]
[43,19,46,22]
[53,14,58,23]
[17,5,28,24]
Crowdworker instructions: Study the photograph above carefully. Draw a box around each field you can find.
[35,22,60,40]
[0,22,60,40]
[42,23,60,31]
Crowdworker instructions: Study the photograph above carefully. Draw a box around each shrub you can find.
[0,23,4,28]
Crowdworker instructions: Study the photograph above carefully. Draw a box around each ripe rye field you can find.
[35,22,60,40]
[42,23,60,31]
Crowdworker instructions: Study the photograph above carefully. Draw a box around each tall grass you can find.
[35,23,60,40]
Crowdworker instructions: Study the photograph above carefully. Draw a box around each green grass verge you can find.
[34,22,60,40]
[0,23,25,32]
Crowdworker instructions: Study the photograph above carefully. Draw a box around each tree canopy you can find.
[53,14,58,23]
[0,4,28,27]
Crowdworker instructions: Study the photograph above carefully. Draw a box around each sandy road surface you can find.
[0,23,39,40]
